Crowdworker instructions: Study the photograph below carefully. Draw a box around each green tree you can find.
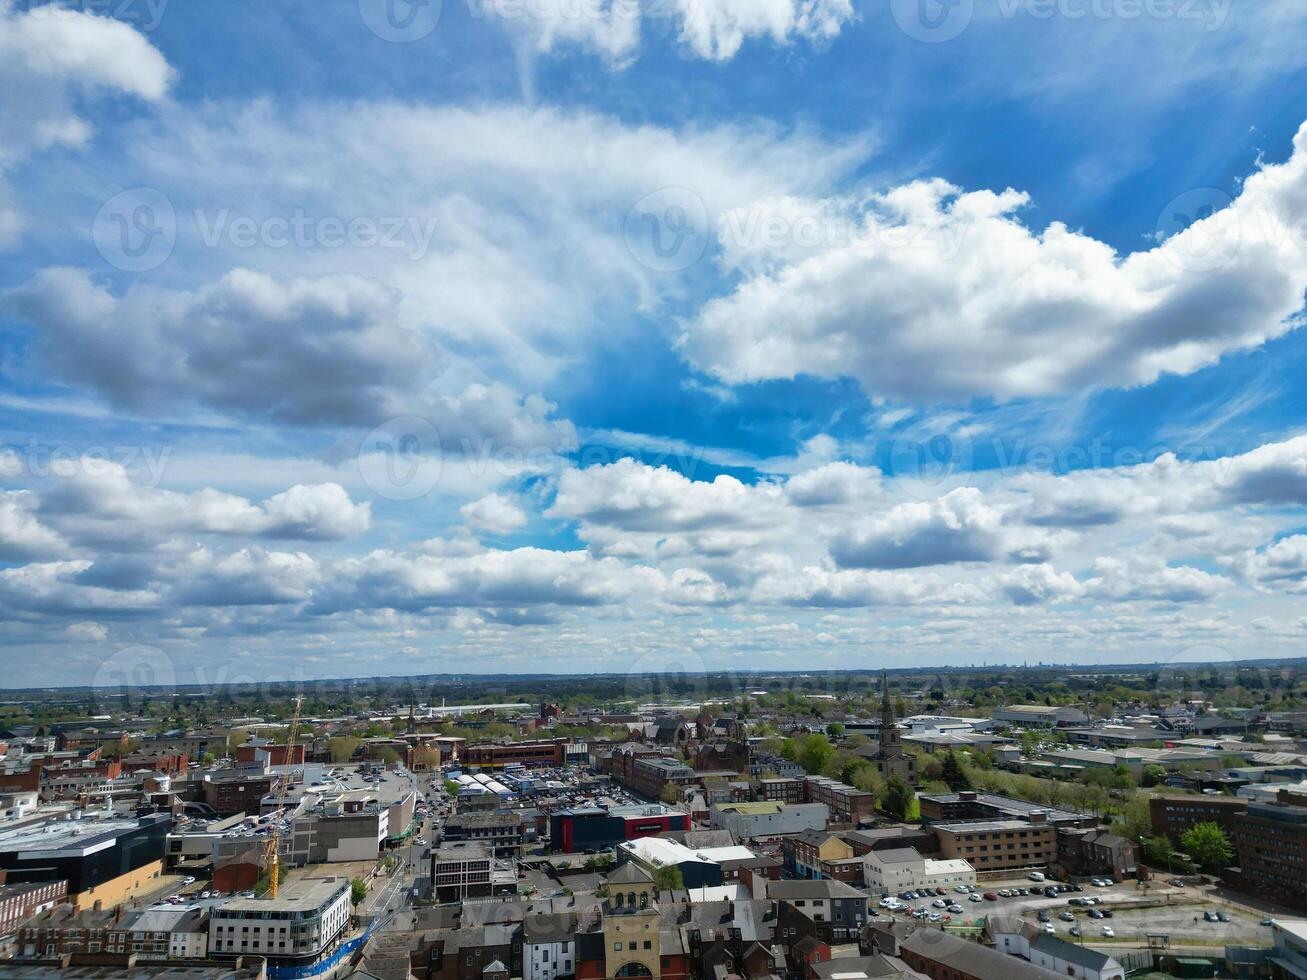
[840,759,870,786]
[350,878,368,906]
[851,766,884,797]
[1180,822,1234,872]
[1141,765,1167,788]
[660,783,681,805]
[649,861,685,892]
[940,752,972,791]
[1142,835,1175,867]
[881,776,915,821]
[826,723,845,740]
[796,734,835,775]
[1108,794,1150,841]
[329,736,361,763]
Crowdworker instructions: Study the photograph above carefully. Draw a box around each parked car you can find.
[1216,912,1230,923]
[947,904,963,913]
[1059,911,1075,922]
[933,899,947,908]
[1069,926,1081,937]
[969,893,983,903]
[1043,923,1055,934]
[928,912,943,922]
[954,885,971,893]
[984,892,998,901]
[1037,910,1051,923]
[1101,926,1115,938]
[1088,908,1103,919]
[1100,908,1113,918]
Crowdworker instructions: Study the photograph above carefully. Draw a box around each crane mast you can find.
[266,694,303,899]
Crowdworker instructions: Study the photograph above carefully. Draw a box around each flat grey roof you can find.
[214,876,347,914]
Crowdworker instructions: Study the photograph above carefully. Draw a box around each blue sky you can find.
[1,0,1307,688]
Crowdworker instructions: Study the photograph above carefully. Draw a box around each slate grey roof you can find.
[1029,933,1120,970]
[898,929,1063,980]
[769,879,866,901]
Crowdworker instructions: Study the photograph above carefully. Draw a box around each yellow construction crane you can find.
[265,694,304,898]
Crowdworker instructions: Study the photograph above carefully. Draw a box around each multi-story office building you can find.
[934,815,1059,873]
[209,877,350,965]
[1234,792,1307,910]
[1149,794,1248,843]
[629,757,698,801]
[919,791,1095,829]
[804,776,877,825]
[432,843,493,902]
[443,812,524,856]
[756,776,805,803]
[288,802,388,865]
[202,770,277,817]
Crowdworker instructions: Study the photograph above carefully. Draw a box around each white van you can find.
[1028,872,1046,882]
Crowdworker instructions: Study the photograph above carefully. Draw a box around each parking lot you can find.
[874,875,1278,947]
